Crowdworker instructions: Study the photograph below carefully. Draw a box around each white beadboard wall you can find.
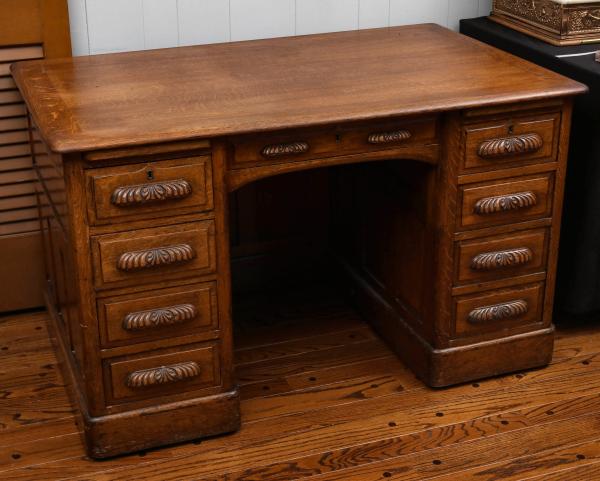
[67,0,493,56]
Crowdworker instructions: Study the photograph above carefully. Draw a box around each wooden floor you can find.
[3,287,600,480]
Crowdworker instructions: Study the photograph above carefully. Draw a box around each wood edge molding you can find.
[111,179,192,207]
[467,299,529,324]
[117,244,196,271]
[474,191,538,215]
[126,361,201,388]
[478,133,543,158]
[84,140,211,161]
[470,247,533,270]
[122,303,198,331]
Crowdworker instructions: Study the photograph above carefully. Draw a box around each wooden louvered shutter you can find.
[0,0,70,312]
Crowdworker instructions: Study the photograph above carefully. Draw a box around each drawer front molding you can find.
[111,179,192,207]
[470,247,533,270]
[126,361,201,388]
[467,299,529,324]
[367,129,411,144]
[474,191,538,215]
[478,133,543,158]
[261,141,309,157]
[117,244,196,272]
[122,303,198,331]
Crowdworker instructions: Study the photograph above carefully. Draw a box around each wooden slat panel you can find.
[0,206,38,223]
[0,45,44,63]
[0,194,37,211]
[0,219,39,235]
[0,76,16,90]
[0,181,35,198]
[0,142,43,159]
[0,129,29,145]
[0,89,21,105]
[0,116,27,131]
[0,156,33,172]
[0,3,69,313]
[0,169,35,184]
[0,103,26,118]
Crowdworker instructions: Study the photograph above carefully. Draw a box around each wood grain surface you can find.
[11,24,585,153]
[2,289,600,480]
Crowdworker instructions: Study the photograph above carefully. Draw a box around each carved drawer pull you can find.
[111,179,192,207]
[261,141,309,157]
[122,303,198,331]
[126,361,201,388]
[468,300,529,324]
[478,133,543,158]
[117,244,195,271]
[470,247,533,271]
[474,191,537,215]
[367,129,412,144]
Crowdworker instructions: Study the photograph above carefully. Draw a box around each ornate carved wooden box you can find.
[491,0,600,45]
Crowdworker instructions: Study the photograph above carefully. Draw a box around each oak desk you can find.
[12,24,586,458]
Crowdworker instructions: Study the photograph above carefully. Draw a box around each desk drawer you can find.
[463,112,559,171]
[454,283,544,338]
[459,174,554,230]
[230,117,437,167]
[455,228,549,285]
[98,282,218,348]
[86,156,213,225]
[92,221,216,288]
[105,342,220,402]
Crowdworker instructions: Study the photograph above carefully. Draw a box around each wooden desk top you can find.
[12,23,586,154]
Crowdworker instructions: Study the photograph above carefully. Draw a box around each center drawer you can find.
[91,220,216,288]
[229,116,438,167]
[97,282,218,348]
[455,228,549,285]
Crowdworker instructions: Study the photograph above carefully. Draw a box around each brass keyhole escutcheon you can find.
[147,169,154,180]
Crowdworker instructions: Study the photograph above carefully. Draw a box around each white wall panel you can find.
[86,0,144,54]
[143,0,179,49]
[296,0,359,35]
[359,0,390,29]
[178,0,230,46]
[390,0,449,26]
[479,0,494,16]
[69,0,488,57]
[448,0,478,31]
[67,0,90,55]
[231,0,295,41]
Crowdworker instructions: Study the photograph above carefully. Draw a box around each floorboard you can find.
[2,291,600,481]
